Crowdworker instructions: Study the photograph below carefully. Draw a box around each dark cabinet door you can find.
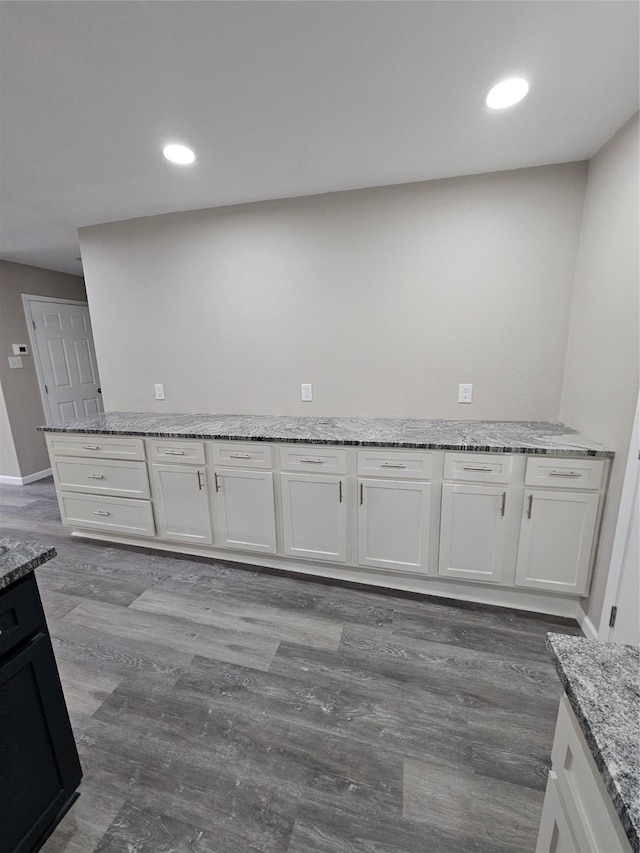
[0,633,82,853]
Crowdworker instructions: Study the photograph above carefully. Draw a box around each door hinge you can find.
[32,319,36,330]
[609,606,617,628]
[44,384,48,394]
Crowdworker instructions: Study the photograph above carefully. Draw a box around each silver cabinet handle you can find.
[526,494,533,519]
[549,470,581,477]
[301,458,324,464]
[360,482,364,505]
[197,470,204,491]
[230,452,251,459]
[93,510,110,516]
[500,491,506,517]
[339,480,343,503]
[87,474,104,479]
[165,449,185,456]
[462,465,493,472]
[214,472,220,492]
[82,444,100,450]
[381,462,406,469]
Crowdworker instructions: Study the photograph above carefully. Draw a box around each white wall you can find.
[0,383,20,480]
[80,162,587,420]
[560,113,640,629]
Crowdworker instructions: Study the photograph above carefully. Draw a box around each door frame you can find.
[598,394,640,640]
[22,294,94,425]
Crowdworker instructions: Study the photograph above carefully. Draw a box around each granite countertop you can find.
[0,538,57,591]
[547,633,640,852]
[38,412,612,457]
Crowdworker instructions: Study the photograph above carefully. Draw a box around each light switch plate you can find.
[458,383,473,403]
[154,384,165,400]
[301,383,313,402]
[8,356,23,369]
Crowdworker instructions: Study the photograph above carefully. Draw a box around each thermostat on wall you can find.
[12,344,28,355]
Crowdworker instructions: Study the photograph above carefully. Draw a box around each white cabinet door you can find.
[280,473,347,563]
[151,463,213,544]
[213,469,277,554]
[358,479,431,573]
[438,483,508,583]
[536,772,580,853]
[515,490,599,594]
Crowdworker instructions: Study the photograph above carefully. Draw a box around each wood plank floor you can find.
[0,478,582,853]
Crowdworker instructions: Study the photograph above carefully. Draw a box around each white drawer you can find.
[58,492,155,537]
[525,457,605,490]
[147,438,206,465]
[280,445,347,474]
[444,453,514,484]
[357,449,435,480]
[47,433,145,461]
[210,442,273,469]
[52,458,150,499]
[550,696,631,853]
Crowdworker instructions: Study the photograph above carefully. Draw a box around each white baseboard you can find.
[0,467,52,486]
[577,603,599,639]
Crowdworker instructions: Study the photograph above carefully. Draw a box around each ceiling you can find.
[0,1,638,275]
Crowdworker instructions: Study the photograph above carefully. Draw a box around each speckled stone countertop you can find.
[38,412,613,457]
[0,538,56,591]
[547,633,639,852]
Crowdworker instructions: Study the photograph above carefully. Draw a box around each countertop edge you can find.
[0,543,57,591]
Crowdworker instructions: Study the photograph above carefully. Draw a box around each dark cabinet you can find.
[0,574,82,853]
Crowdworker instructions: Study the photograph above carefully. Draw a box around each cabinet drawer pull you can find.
[339,480,343,503]
[549,470,581,477]
[82,444,100,450]
[230,453,251,459]
[462,465,493,472]
[197,470,204,491]
[527,494,533,519]
[380,462,406,469]
[165,449,185,456]
[93,510,110,517]
[500,491,506,517]
[214,472,221,492]
[300,458,324,464]
[360,482,364,505]
[87,474,104,479]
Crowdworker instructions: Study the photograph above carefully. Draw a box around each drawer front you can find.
[52,458,150,499]
[357,449,434,480]
[147,439,206,465]
[47,433,145,461]
[58,492,155,537]
[0,574,44,659]
[280,446,347,474]
[210,443,273,469]
[444,453,514,484]
[525,457,605,490]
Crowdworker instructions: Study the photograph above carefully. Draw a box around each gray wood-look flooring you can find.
[0,478,582,853]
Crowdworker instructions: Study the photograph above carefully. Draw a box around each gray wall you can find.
[560,113,640,629]
[0,260,87,478]
[80,162,588,420]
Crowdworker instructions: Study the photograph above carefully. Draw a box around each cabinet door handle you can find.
[526,494,533,519]
[381,462,406,468]
[214,472,220,492]
[500,491,506,517]
[197,470,204,490]
[549,470,580,477]
[230,453,251,459]
[165,449,185,456]
[82,444,100,450]
[462,465,492,472]
[339,480,343,503]
[301,458,324,464]
[360,482,364,505]
[93,510,110,517]
[87,473,104,479]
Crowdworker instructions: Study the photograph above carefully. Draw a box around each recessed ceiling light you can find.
[162,143,196,165]
[485,78,530,110]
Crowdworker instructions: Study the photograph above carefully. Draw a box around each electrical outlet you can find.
[458,383,473,403]
[301,383,313,402]
[154,384,165,400]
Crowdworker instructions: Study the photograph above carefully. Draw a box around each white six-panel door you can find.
[438,483,508,583]
[280,473,347,562]
[213,468,277,554]
[515,490,599,594]
[151,463,212,544]
[25,297,103,423]
[358,479,431,572]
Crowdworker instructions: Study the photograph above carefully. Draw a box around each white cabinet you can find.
[438,483,509,583]
[150,463,213,545]
[536,772,580,853]
[212,469,277,554]
[515,490,599,594]
[357,479,431,572]
[280,473,347,563]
